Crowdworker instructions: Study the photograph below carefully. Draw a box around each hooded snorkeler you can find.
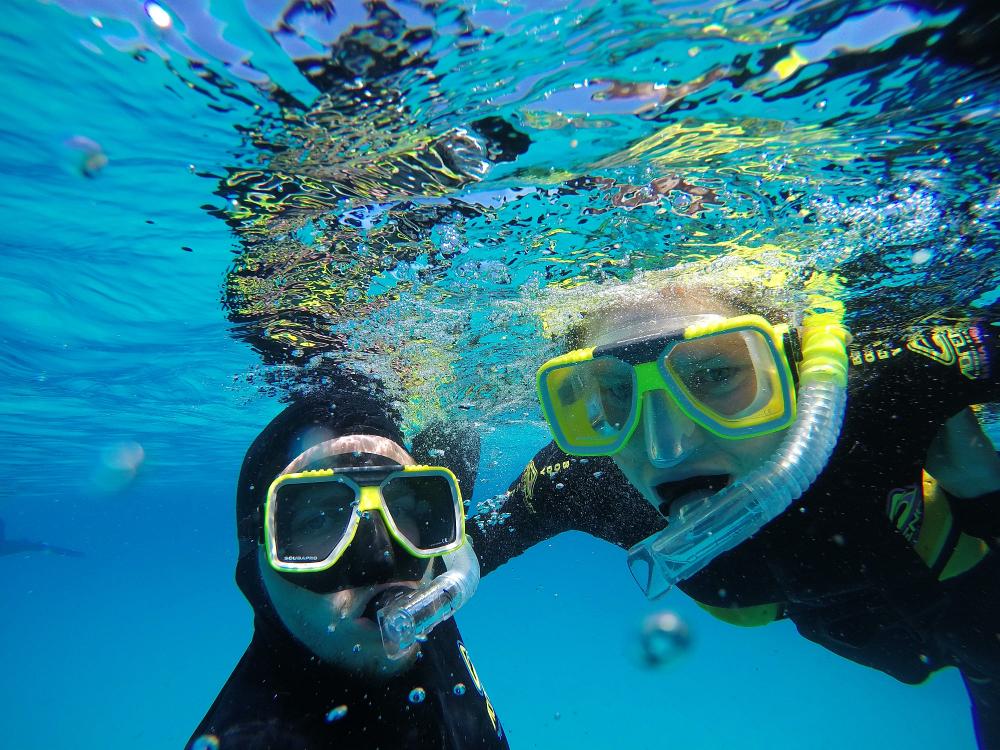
[469,255,1000,749]
[186,383,506,750]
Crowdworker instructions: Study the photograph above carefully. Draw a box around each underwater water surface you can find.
[1,0,998,747]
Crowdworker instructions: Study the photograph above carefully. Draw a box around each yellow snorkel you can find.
[627,290,850,597]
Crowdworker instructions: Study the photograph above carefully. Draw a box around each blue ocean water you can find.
[1,0,997,748]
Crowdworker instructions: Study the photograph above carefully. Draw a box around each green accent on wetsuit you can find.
[695,601,783,627]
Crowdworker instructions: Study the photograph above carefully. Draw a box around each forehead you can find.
[586,288,740,348]
[282,434,414,476]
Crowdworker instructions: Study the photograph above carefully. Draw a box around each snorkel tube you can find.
[627,296,850,598]
[378,540,480,659]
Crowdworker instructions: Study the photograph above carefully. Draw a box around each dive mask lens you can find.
[382,472,462,553]
[661,326,792,437]
[664,331,763,417]
[272,478,357,567]
[541,356,637,453]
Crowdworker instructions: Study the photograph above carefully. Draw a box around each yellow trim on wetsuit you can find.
[941,533,990,580]
[693,470,991,630]
[695,601,783,628]
[911,472,989,581]
[912,472,953,568]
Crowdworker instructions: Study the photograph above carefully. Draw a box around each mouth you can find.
[358,584,415,625]
[654,474,730,520]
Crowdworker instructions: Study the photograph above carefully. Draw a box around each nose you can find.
[336,512,398,585]
[336,511,428,586]
[641,391,702,468]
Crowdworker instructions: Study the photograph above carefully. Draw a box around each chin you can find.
[260,557,420,675]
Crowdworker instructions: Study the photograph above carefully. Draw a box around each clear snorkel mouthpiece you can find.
[378,540,481,659]
[627,300,850,598]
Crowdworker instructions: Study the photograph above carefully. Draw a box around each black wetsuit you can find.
[469,314,1000,748]
[187,617,505,750]
[187,395,507,750]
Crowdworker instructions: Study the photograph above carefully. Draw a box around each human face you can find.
[587,292,785,520]
[259,435,431,677]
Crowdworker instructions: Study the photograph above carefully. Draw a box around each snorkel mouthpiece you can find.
[378,541,480,659]
[628,297,849,597]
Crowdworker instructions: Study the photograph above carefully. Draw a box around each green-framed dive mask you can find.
[536,314,800,456]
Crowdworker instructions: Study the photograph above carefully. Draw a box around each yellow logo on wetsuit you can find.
[458,641,501,737]
[887,485,922,542]
[905,324,988,380]
[520,461,539,511]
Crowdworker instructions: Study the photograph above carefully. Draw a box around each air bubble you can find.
[191,735,220,750]
[640,611,692,668]
[144,1,172,28]
[64,135,108,178]
[326,705,349,722]
[352,644,361,653]
[453,683,467,695]
[409,687,427,704]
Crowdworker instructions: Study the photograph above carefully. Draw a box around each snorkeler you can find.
[469,268,1000,748]
[0,519,82,558]
[187,388,507,750]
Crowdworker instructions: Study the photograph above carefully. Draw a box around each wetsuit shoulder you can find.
[847,312,998,416]
[468,442,664,575]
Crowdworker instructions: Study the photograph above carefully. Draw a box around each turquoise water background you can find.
[2,0,997,747]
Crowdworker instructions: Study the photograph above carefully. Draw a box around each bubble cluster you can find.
[472,492,513,531]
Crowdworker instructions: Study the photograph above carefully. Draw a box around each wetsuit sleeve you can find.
[467,442,665,575]
[848,312,998,419]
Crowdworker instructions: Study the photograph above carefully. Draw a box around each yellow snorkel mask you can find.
[264,464,466,574]
[537,313,800,455]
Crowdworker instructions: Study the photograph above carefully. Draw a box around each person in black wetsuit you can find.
[187,389,506,750]
[0,519,82,558]
[468,273,1000,749]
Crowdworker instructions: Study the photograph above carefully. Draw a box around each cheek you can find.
[611,442,662,505]
[720,433,782,471]
[610,438,645,478]
[260,553,354,628]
